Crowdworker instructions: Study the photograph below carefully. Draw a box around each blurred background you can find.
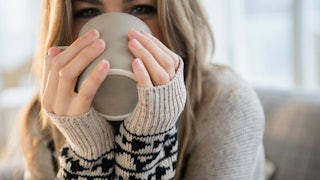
[0,0,319,179]
[204,0,320,91]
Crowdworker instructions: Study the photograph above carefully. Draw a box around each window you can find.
[202,0,320,91]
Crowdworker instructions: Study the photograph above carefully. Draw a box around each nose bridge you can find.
[103,1,123,14]
[104,8,123,13]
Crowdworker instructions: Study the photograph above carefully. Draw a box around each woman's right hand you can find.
[41,29,110,116]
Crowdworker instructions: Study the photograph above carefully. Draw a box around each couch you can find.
[256,88,320,180]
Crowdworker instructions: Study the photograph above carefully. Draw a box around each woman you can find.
[20,0,265,179]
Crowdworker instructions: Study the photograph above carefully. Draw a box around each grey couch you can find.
[256,88,320,180]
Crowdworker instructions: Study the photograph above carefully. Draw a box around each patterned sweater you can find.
[45,60,184,179]
[23,61,265,180]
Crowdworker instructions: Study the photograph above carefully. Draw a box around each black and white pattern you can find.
[114,124,178,180]
[52,60,185,179]
[57,124,178,180]
[58,144,115,179]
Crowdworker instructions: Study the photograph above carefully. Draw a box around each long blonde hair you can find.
[20,0,214,179]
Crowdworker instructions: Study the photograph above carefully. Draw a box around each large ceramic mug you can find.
[73,13,152,121]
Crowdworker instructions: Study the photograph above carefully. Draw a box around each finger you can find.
[42,47,61,94]
[55,39,105,113]
[132,58,153,87]
[128,39,170,86]
[41,47,64,112]
[128,29,175,79]
[73,60,110,115]
[142,31,180,70]
[41,70,58,113]
[45,30,100,104]
[51,29,100,70]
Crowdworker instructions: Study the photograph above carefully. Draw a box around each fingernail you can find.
[142,31,153,38]
[98,59,109,71]
[131,39,142,49]
[47,47,61,57]
[129,29,142,38]
[93,39,105,46]
[85,29,100,39]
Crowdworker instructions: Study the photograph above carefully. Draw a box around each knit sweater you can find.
[180,64,265,180]
[23,61,265,180]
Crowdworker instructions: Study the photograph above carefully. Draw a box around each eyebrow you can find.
[72,0,103,5]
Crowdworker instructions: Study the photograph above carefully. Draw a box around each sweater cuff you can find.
[124,59,187,135]
[47,108,114,160]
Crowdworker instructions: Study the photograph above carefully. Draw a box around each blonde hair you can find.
[20,0,214,179]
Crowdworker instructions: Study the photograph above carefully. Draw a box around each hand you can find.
[128,29,180,87]
[41,29,110,116]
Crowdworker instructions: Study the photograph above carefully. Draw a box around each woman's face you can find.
[72,0,164,42]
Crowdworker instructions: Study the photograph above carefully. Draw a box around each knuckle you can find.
[78,50,90,60]
[173,53,180,65]
[78,91,94,102]
[164,58,175,70]
[78,40,104,60]
[156,73,170,85]
[89,74,101,83]
[59,68,73,80]
[169,70,176,80]
[51,58,63,70]
[78,48,96,62]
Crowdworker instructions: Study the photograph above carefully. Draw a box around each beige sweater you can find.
[181,64,265,180]
[24,61,265,180]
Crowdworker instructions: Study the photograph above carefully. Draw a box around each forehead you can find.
[72,0,103,5]
[72,0,144,4]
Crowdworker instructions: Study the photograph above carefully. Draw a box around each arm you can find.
[47,59,185,179]
[41,29,114,178]
[47,108,115,179]
[182,81,265,180]
[114,60,186,179]
[43,28,185,179]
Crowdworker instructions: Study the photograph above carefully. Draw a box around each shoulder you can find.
[200,63,263,113]
[201,63,255,100]
[184,64,265,179]
[196,63,265,135]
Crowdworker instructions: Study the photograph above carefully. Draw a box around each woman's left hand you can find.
[128,29,180,87]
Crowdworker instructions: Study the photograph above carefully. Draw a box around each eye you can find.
[129,5,157,16]
[74,8,102,19]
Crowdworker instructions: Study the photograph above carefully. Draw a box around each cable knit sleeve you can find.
[46,59,186,179]
[47,108,115,179]
[114,59,187,179]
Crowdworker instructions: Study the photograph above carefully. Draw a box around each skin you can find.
[41,0,180,116]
